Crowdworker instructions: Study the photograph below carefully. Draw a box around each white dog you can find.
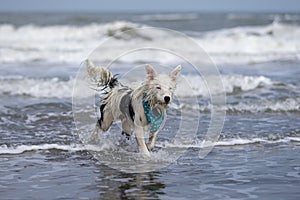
[86,60,181,156]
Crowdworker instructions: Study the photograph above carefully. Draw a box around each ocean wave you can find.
[157,136,300,149]
[226,98,300,113]
[0,74,275,99]
[0,143,101,155]
[196,22,300,64]
[177,74,273,97]
[0,77,74,98]
[1,135,299,155]
[1,74,297,113]
[172,97,300,113]
[0,21,300,65]
[0,21,141,64]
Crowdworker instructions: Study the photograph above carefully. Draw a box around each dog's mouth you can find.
[158,100,169,107]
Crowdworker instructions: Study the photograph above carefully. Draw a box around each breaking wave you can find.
[0,21,141,64]
[225,98,300,113]
[175,97,300,113]
[195,22,300,64]
[0,76,74,98]
[177,74,273,97]
[0,74,276,98]
[0,74,298,113]
[157,136,300,149]
[1,21,300,65]
[0,143,97,155]
[1,135,299,155]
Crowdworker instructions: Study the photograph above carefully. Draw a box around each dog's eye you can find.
[169,87,173,90]
[156,86,161,90]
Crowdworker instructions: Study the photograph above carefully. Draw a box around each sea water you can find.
[0,12,300,199]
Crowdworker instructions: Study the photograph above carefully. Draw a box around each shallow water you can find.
[1,12,300,199]
[1,139,300,199]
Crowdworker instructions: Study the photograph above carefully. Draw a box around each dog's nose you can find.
[164,96,171,104]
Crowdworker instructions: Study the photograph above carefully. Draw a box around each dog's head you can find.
[145,64,181,106]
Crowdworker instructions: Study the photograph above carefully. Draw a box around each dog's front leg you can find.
[134,126,150,157]
[147,131,159,151]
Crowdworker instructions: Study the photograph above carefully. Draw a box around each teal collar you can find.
[142,95,165,133]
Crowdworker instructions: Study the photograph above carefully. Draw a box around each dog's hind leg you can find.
[147,131,159,151]
[98,110,114,132]
[121,118,132,140]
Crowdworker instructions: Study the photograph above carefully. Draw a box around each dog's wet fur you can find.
[86,60,181,156]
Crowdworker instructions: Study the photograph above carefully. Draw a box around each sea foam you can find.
[1,21,300,65]
[0,74,274,98]
[1,136,299,155]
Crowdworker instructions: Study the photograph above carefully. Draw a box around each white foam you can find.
[0,74,278,100]
[0,77,74,98]
[0,143,103,155]
[1,21,300,65]
[196,22,300,64]
[218,136,300,146]
[222,75,272,92]
[226,98,300,113]
[156,136,300,149]
[0,21,141,64]
[2,136,299,155]
[172,97,300,113]
[176,74,273,97]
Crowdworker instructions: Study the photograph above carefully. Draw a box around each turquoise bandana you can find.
[142,96,165,133]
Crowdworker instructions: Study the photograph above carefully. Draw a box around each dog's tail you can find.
[85,59,118,89]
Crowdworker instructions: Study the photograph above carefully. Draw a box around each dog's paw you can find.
[139,147,151,158]
[142,151,151,158]
[146,143,153,151]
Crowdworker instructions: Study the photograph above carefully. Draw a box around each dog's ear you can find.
[170,65,181,81]
[145,64,157,81]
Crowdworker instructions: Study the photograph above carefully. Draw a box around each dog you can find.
[86,60,181,156]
